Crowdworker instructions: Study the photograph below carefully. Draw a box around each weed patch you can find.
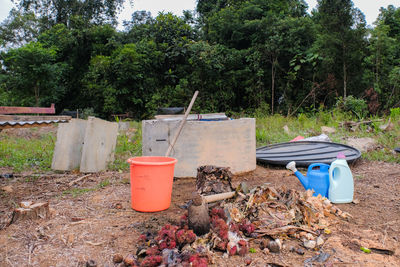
[255,111,400,163]
[62,178,112,197]
[0,132,55,172]
[63,188,95,197]
[109,122,142,171]
[98,179,110,188]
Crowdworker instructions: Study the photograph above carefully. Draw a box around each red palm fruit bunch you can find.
[210,208,229,251]
[156,224,178,250]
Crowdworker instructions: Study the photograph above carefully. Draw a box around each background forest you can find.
[0,0,399,119]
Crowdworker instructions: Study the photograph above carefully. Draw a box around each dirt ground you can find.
[1,128,400,266]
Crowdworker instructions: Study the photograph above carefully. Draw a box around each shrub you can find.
[253,102,270,118]
[390,107,400,119]
[336,96,368,119]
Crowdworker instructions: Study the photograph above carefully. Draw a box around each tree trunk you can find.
[343,59,347,100]
[271,56,277,114]
[34,84,39,107]
[375,44,380,86]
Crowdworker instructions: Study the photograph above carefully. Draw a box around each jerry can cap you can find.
[337,152,346,159]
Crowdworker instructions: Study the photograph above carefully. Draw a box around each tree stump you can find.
[10,201,50,224]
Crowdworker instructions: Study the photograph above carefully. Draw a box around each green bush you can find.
[336,96,368,119]
[79,107,98,119]
[253,102,270,118]
[317,110,333,125]
[390,107,400,119]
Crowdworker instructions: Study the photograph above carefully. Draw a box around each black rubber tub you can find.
[256,141,361,167]
[157,107,185,115]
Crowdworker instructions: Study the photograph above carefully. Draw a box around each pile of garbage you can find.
[116,185,351,267]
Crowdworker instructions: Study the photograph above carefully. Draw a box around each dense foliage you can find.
[1,0,400,119]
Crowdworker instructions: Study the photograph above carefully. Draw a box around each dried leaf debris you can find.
[196,166,233,195]
[233,185,351,237]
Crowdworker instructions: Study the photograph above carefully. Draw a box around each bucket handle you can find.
[308,163,330,172]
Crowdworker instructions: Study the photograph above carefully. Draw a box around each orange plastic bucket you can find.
[127,156,177,212]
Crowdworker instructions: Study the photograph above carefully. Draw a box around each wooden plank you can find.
[0,103,55,114]
[0,115,71,121]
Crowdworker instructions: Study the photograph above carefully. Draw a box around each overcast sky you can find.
[0,0,399,28]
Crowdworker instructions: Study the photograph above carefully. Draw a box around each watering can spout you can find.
[294,171,309,189]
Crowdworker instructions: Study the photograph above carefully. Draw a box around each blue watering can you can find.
[286,161,330,198]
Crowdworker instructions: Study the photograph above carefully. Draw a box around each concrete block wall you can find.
[142,118,256,177]
[80,117,119,172]
[51,119,86,171]
[52,117,118,173]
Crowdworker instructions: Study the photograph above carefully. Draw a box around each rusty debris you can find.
[0,103,55,114]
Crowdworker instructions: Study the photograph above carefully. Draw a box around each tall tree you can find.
[0,9,39,49]
[198,0,312,113]
[378,5,400,39]
[313,0,367,100]
[1,42,67,106]
[364,5,400,109]
[84,13,198,118]
[15,0,125,27]
[36,22,119,111]
[0,0,125,48]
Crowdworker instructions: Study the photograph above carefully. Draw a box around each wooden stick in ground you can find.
[68,174,92,186]
[165,91,199,157]
[203,191,236,203]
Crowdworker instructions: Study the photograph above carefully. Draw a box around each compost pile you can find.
[117,185,351,267]
[229,185,351,237]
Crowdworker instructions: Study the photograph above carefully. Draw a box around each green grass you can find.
[98,179,110,188]
[0,132,55,172]
[63,187,96,197]
[255,110,400,163]
[354,174,364,180]
[62,179,112,197]
[108,121,142,171]
[1,111,399,174]
[24,174,41,182]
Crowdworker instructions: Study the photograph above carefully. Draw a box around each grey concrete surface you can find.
[80,117,118,173]
[142,118,256,177]
[51,119,87,171]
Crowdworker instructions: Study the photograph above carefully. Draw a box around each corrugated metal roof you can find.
[0,119,68,128]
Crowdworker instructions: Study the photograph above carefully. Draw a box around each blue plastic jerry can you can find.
[329,153,354,203]
[294,163,330,198]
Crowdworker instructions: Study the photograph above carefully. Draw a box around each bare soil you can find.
[1,128,400,266]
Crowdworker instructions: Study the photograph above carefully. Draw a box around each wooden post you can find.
[165,91,199,157]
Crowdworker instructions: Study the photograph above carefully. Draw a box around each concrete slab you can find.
[80,117,118,173]
[142,118,256,177]
[51,119,87,171]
